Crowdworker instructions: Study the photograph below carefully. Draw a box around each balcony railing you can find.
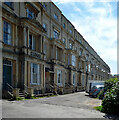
[22,47,43,60]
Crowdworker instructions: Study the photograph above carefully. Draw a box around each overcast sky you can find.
[53,0,117,75]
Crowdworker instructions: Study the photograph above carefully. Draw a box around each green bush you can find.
[101,78,119,115]
[97,90,104,99]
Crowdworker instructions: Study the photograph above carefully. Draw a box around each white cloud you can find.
[69,2,117,74]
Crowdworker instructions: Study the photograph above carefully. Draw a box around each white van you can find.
[86,80,104,93]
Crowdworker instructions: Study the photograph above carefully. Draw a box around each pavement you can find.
[1,92,119,119]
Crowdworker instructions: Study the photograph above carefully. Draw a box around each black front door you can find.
[3,64,12,90]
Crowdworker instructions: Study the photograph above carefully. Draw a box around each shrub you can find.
[101,78,119,115]
[97,90,105,99]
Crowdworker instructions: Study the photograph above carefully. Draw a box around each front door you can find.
[3,60,12,90]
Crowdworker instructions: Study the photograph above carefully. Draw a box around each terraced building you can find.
[1,1,110,98]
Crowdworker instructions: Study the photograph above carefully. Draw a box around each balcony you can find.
[50,38,65,49]
[21,47,44,60]
[51,59,65,66]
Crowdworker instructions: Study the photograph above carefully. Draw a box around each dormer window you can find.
[54,14,58,20]
[27,8,35,19]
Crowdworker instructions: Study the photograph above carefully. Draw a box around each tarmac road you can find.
[2,92,117,119]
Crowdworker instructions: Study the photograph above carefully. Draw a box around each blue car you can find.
[89,85,104,97]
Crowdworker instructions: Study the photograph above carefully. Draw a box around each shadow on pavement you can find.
[104,114,119,120]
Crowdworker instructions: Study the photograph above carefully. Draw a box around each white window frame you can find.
[88,64,91,72]
[3,21,12,45]
[62,38,66,44]
[29,34,35,50]
[72,55,76,66]
[73,73,75,85]
[63,23,65,28]
[53,29,59,39]
[27,8,35,19]
[30,63,40,85]
[69,43,72,49]
[43,23,47,32]
[57,70,62,85]
[54,13,58,20]
[70,29,72,34]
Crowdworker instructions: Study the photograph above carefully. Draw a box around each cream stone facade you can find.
[1,1,110,98]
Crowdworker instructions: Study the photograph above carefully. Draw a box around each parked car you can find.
[89,85,104,97]
[86,80,104,93]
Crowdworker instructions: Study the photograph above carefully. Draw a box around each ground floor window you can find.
[57,70,62,85]
[73,73,75,85]
[30,63,40,85]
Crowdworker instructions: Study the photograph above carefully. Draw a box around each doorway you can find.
[3,59,12,90]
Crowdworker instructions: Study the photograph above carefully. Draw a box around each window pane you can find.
[3,21,12,45]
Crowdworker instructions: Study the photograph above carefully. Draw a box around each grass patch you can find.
[94,105,103,112]
[15,97,24,101]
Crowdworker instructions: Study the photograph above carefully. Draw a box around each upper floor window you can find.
[88,64,91,72]
[3,21,12,45]
[79,49,83,56]
[69,43,72,49]
[56,48,58,60]
[54,13,58,20]
[79,62,81,69]
[86,54,89,61]
[27,8,35,19]
[79,39,82,44]
[44,43,47,54]
[4,1,13,9]
[43,23,47,32]
[86,46,88,50]
[63,23,65,29]
[72,55,76,66]
[43,3,47,10]
[53,29,59,39]
[86,65,88,72]
[68,55,70,65]
[70,29,72,34]
[62,38,66,44]
[29,34,35,50]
